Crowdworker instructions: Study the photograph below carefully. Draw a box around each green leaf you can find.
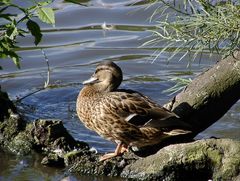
[37,1,52,6]
[37,7,55,25]
[0,13,16,21]
[0,51,21,69]
[163,77,192,95]
[0,52,8,59]
[26,19,42,45]
[1,40,11,51]
[11,56,21,69]
[0,0,11,5]
[5,20,18,40]
[7,51,21,69]
[18,28,28,36]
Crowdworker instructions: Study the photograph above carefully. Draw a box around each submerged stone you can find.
[41,153,65,167]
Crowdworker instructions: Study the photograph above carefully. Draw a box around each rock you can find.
[0,90,89,156]
[68,152,131,176]
[8,131,32,155]
[41,153,65,167]
[0,91,89,157]
[0,89,30,154]
[0,89,17,121]
[0,115,89,156]
[28,119,89,153]
[121,138,240,181]
[0,112,26,152]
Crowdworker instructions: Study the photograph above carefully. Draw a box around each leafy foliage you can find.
[26,20,43,45]
[163,77,192,95]
[37,7,55,25]
[144,0,240,63]
[144,0,240,94]
[0,0,55,69]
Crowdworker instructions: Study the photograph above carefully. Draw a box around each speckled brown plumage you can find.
[76,61,191,161]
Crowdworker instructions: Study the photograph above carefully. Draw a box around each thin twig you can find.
[41,48,51,88]
[15,88,44,103]
[15,49,51,103]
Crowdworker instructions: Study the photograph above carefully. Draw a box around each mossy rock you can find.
[0,113,26,150]
[8,131,32,155]
[41,153,65,167]
[67,150,139,177]
[0,90,16,121]
[28,119,89,153]
[121,139,240,181]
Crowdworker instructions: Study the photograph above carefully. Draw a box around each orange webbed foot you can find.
[99,143,128,161]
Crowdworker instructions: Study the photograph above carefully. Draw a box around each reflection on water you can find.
[0,150,65,181]
[0,0,239,180]
[0,149,123,181]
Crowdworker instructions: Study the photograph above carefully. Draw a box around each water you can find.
[0,0,239,180]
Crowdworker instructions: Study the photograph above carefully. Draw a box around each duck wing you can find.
[104,89,192,149]
[110,89,189,130]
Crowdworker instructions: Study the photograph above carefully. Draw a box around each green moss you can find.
[0,116,23,142]
[206,148,222,167]
[64,150,82,158]
[184,145,205,162]
[8,132,32,155]
[212,140,240,180]
[25,123,34,134]
[64,150,82,166]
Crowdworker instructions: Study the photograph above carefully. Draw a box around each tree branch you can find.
[169,51,240,135]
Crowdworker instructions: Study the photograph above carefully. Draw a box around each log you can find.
[167,51,240,135]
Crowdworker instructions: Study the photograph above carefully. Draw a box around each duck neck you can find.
[80,85,102,98]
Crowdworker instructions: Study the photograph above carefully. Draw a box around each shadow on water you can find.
[0,0,239,180]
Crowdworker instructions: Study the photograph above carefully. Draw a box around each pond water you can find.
[0,0,239,180]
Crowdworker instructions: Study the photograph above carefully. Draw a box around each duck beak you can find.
[82,76,99,85]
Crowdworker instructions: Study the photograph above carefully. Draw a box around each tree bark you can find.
[167,51,240,136]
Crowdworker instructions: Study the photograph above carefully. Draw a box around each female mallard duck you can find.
[76,61,191,161]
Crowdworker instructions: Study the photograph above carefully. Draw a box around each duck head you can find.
[83,61,123,92]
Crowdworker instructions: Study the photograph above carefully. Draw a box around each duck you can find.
[76,61,192,161]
